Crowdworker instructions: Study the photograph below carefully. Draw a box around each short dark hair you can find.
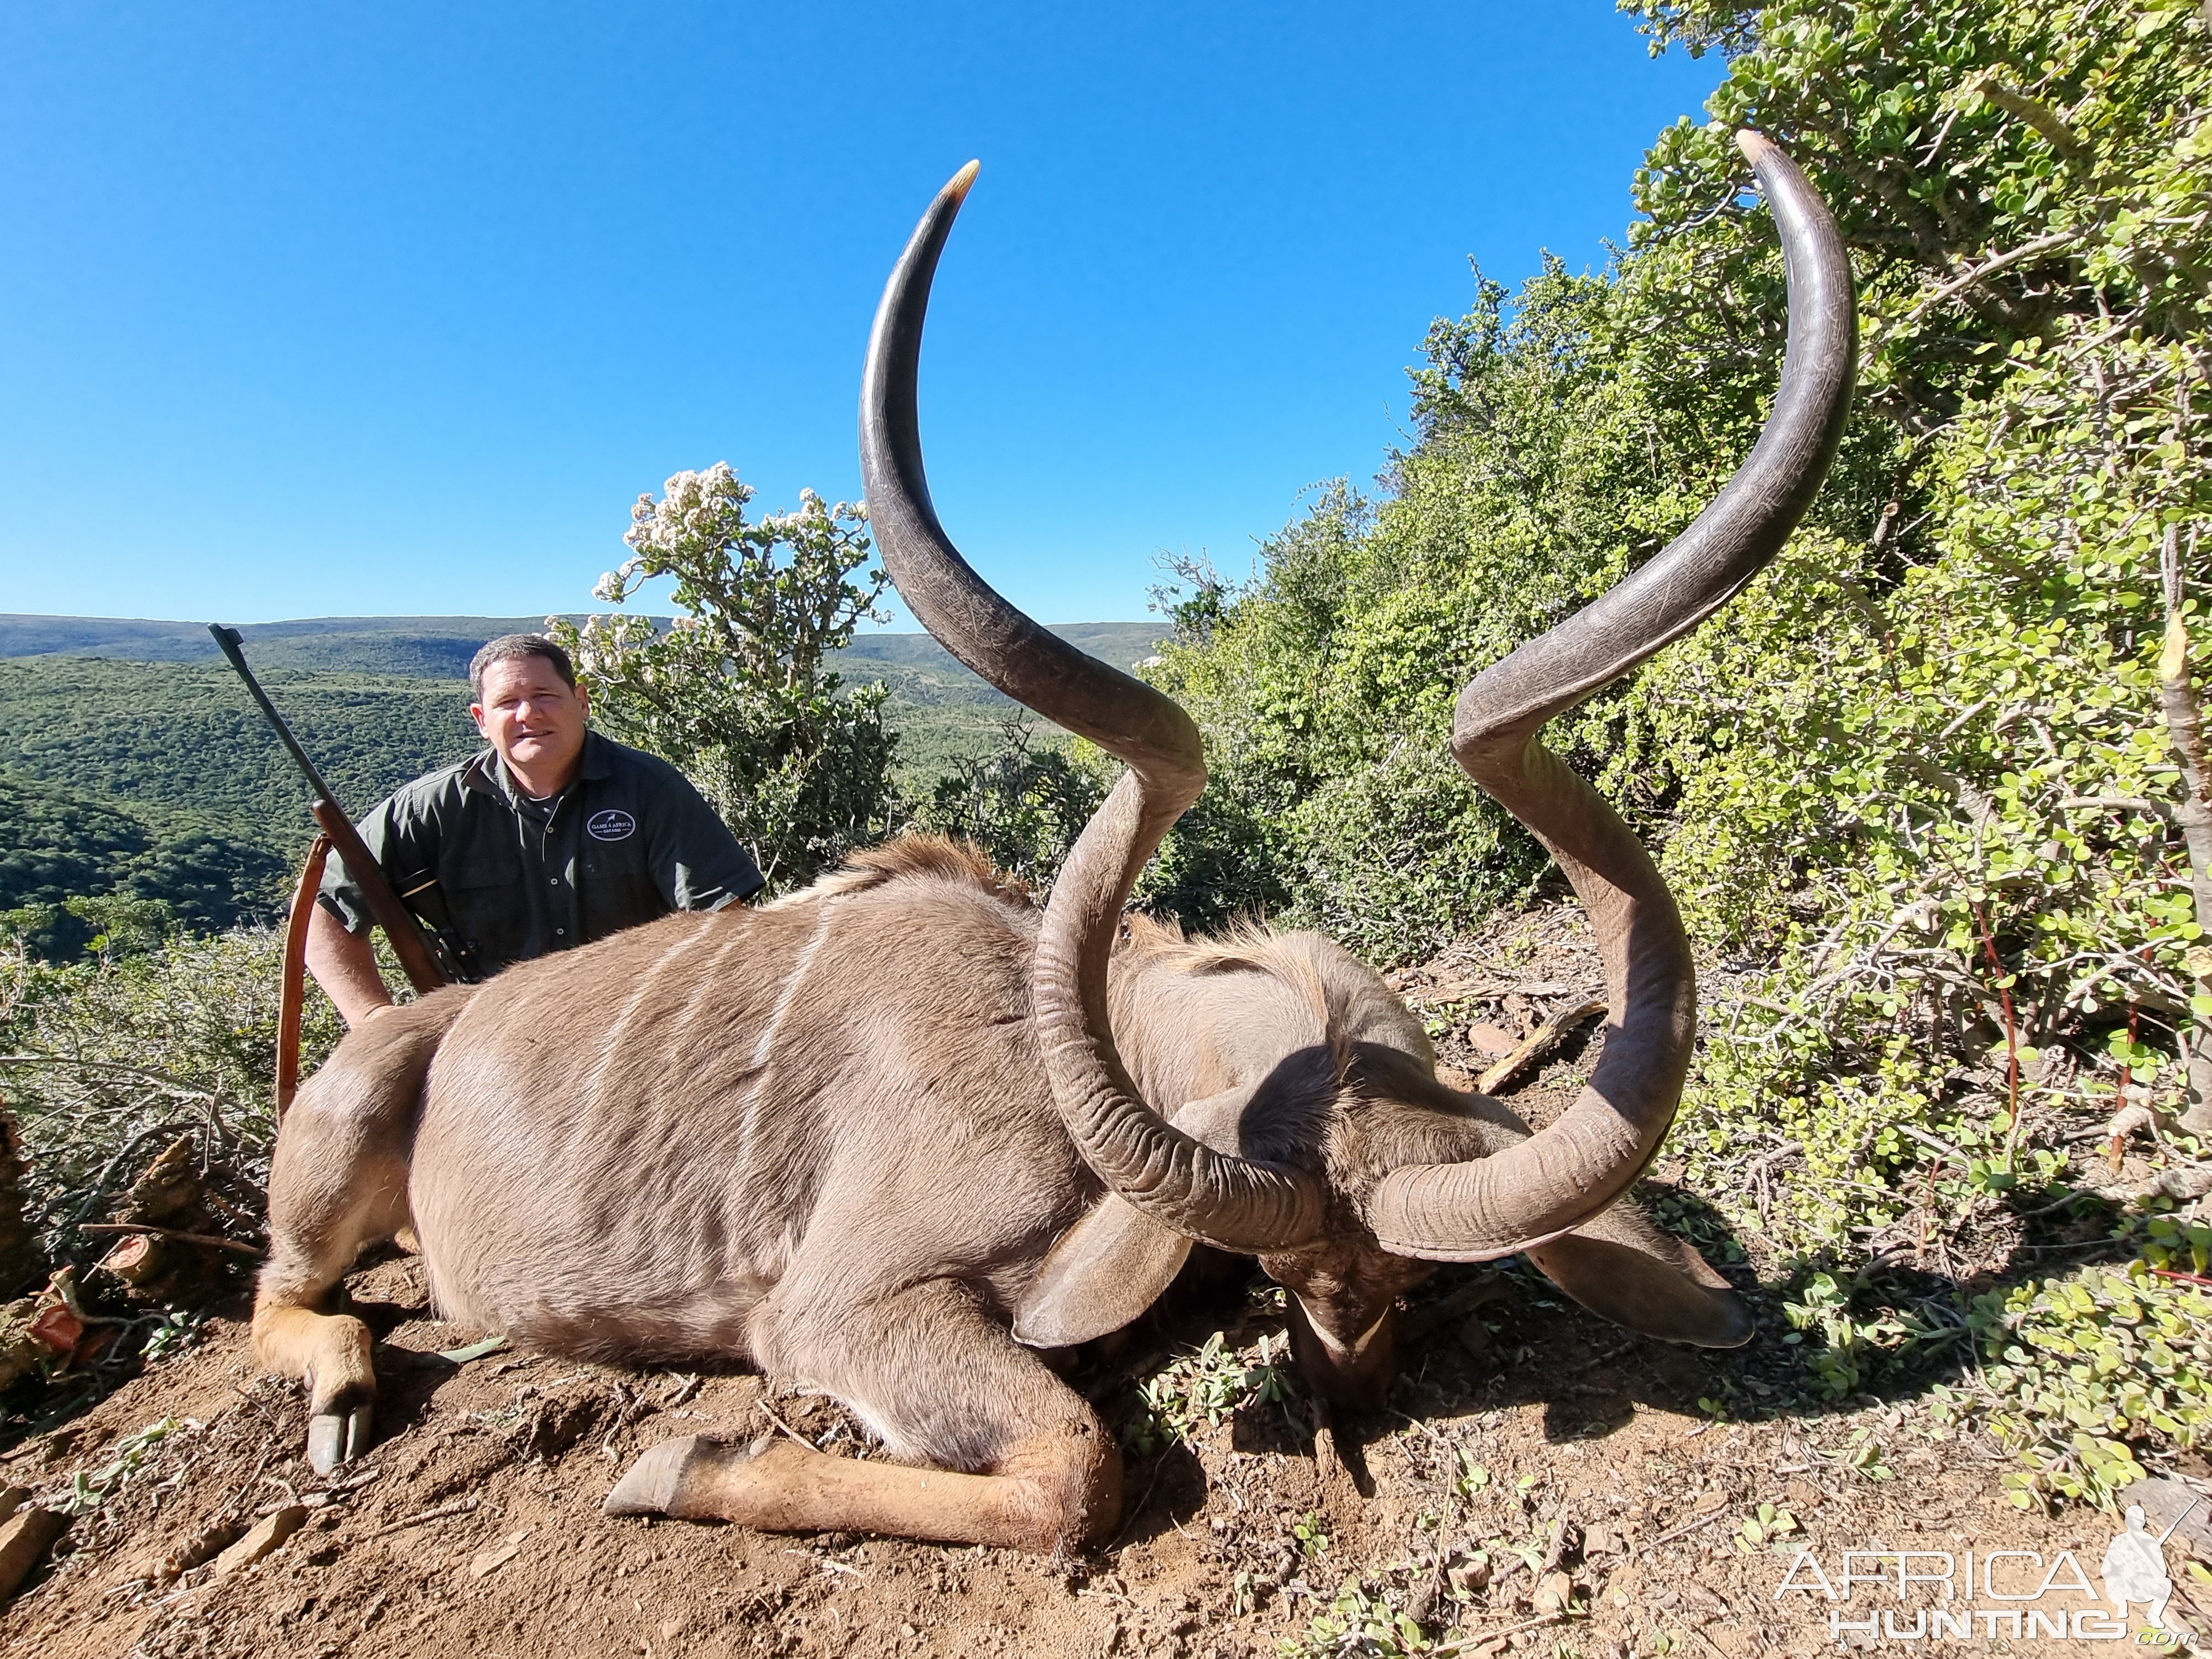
[469,634,577,701]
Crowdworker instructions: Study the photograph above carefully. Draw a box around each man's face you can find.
[471,656,589,787]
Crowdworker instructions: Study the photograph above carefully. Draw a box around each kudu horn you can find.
[1368,131,1856,1259]
[860,161,1328,1251]
[860,133,1854,1264]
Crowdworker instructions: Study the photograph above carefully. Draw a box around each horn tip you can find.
[1734,129,1778,166]
[947,159,982,200]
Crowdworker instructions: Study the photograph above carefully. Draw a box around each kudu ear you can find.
[1012,1088,1254,1349]
[1524,1203,1754,1349]
[1364,1071,1751,1347]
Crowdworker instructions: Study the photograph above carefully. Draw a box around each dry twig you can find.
[1478,1000,1605,1095]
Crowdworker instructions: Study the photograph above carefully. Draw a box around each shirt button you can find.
[549,878,560,886]
[556,927,566,936]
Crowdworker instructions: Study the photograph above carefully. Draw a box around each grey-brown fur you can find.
[254,837,1745,1550]
[259,133,1853,1553]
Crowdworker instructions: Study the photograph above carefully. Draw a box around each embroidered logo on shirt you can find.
[587,809,638,842]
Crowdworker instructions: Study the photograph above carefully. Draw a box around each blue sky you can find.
[0,3,1723,628]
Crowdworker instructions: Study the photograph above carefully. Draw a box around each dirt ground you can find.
[4,1250,2196,1659]
[3,910,2208,1658]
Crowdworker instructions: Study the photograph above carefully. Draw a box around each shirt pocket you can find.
[580,830,664,935]
[439,850,524,947]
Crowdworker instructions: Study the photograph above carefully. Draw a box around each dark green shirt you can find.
[317,732,764,978]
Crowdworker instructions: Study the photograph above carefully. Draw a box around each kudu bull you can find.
[254,131,1854,1553]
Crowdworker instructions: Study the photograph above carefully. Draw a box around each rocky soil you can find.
[2,908,2206,1657]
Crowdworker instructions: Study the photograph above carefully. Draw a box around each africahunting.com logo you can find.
[1774,1496,2205,1646]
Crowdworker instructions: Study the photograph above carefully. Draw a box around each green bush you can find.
[1144,0,2212,1505]
[0,925,341,1265]
[903,717,1108,893]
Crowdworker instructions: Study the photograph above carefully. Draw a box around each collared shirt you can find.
[317,731,764,978]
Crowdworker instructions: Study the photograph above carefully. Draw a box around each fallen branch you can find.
[1401,978,1514,1009]
[1478,1000,1606,1095]
[1641,1504,1731,1553]
[753,1397,817,1452]
[1429,1611,1566,1657]
[361,1496,478,1540]
[77,1223,260,1258]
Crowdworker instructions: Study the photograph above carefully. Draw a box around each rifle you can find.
[207,625,452,999]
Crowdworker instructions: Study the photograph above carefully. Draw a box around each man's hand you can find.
[304,903,400,1029]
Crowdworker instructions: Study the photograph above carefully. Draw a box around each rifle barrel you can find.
[206,625,343,807]
[208,623,448,994]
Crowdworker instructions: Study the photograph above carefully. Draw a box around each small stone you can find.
[0,1505,67,1599]
[0,1488,30,1526]
[1468,1023,1519,1056]
[468,1528,531,1579]
[1582,1524,1618,1556]
[143,1518,244,1583]
[1533,1570,1574,1614]
[1457,1316,1494,1361]
[211,1506,307,1577]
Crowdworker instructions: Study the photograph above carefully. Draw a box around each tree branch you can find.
[1863,229,2086,359]
[2159,523,2212,1133]
[1971,76,2089,165]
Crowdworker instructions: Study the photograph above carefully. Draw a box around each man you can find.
[2101,1501,2191,1633]
[307,633,764,1026]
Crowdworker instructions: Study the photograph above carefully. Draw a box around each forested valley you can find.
[1,1,2209,1650]
[0,621,1157,954]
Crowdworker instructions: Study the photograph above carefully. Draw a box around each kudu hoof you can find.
[306,1403,373,1475]
[603,1433,776,1519]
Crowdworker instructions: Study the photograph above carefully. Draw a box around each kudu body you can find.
[255,132,1854,1553]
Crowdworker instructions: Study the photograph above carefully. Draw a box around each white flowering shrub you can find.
[550,464,896,889]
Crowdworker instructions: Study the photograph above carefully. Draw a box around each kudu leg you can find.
[254,1154,409,1472]
[253,1003,449,1474]
[607,1281,1120,1552]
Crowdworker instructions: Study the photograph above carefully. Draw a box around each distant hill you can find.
[0,615,584,679]
[0,658,482,839]
[0,614,1164,698]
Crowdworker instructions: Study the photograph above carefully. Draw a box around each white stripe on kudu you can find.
[665,919,753,1054]
[752,901,834,1073]
[583,918,721,1112]
[734,900,837,1165]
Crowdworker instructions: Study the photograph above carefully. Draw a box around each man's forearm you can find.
[305,904,397,1027]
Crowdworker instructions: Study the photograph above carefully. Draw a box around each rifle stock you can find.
[310,801,447,995]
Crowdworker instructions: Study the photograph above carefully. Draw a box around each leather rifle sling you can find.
[276,834,332,1119]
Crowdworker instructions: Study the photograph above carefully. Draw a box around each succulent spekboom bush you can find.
[1147,0,2212,1506]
